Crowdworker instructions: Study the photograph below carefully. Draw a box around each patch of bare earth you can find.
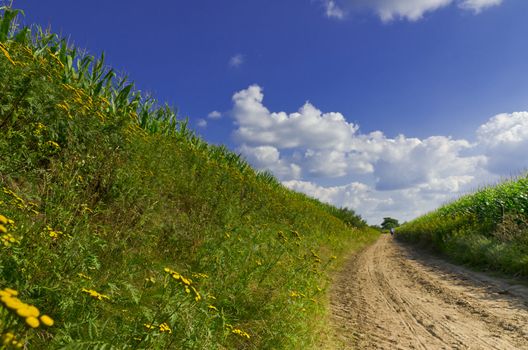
[330,234,528,349]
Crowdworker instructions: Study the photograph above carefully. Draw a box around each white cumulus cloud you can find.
[477,111,528,174]
[228,85,527,224]
[324,0,346,19]
[208,110,222,119]
[197,119,207,128]
[458,0,503,13]
[332,0,503,22]
[229,54,244,68]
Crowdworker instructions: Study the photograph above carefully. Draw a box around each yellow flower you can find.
[231,328,250,339]
[0,225,6,233]
[2,297,24,310]
[82,288,110,301]
[26,305,40,317]
[3,288,18,296]
[45,140,61,150]
[159,322,172,333]
[16,307,34,317]
[208,305,218,311]
[144,323,156,330]
[25,316,40,328]
[0,214,8,225]
[40,314,54,326]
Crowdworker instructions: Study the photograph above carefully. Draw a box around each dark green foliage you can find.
[381,217,399,230]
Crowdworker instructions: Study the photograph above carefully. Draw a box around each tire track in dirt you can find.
[330,235,528,349]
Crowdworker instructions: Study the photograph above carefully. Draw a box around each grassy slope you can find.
[397,176,528,276]
[0,8,378,349]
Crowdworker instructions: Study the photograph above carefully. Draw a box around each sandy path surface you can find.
[330,234,528,349]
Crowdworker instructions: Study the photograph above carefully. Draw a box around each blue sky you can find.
[17,0,528,223]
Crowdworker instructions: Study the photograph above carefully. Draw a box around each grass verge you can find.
[0,7,378,349]
[397,175,528,277]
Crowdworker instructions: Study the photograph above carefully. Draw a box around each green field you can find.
[0,7,378,349]
[397,175,528,276]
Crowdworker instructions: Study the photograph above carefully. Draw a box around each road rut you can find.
[330,235,528,349]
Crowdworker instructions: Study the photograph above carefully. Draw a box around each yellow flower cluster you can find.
[45,225,64,239]
[0,288,54,328]
[226,324,250,339]
[232,328,251,339]
[0,214,19,247]
[33,122,47,136]
[44,140,61,150]
[143,322,172,334]
[164,268,202,302]
[81,288,110,301]
[191,273,209,279]
[2,188,39,214]
[158,322,172,333]
[289,291,306,298]
[2,332,23,349]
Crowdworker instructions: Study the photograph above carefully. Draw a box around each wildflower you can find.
[45,225,64,239]
[0,288,16,296]
[2,332,23,348]
[208,305,218,311]
[191,286,201,301]
[25,316,40,328]
[81,288,110,301]
[143,323,156,330]
[0,214,8,225]
[231,328,250,339]
[191,273,209,279]
[45,140,61,150]
[159,322,172,333]
[56,102,69,112]
[40,314,54,326]
[289,291,305,298]
[145,276,155,284]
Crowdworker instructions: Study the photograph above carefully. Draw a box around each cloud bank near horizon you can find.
[229,84,527,224]
[322,0,503,21]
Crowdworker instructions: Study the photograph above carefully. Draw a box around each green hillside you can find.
[397,176,528,276]
[0,7,378,349]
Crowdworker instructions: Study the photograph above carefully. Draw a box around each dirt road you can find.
[330,234,528,349]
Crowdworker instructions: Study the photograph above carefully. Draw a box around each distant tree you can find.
[330,206,367,228]
[381,217,400,230]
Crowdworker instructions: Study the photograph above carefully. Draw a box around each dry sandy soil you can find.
[330,234,528,349]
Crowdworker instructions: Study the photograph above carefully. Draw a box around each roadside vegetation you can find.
[0,7,378,349]
[397,175,528,277]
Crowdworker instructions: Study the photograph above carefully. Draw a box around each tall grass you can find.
[0,7,377,349]
[397,175,528,276]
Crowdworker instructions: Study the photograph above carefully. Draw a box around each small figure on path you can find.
[390,228,395,236]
